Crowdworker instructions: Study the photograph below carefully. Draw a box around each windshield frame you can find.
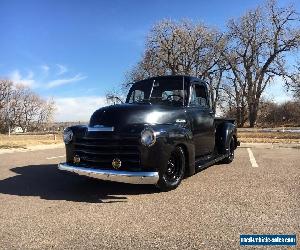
[126,76,188,107]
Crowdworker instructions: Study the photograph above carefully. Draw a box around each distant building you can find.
[12,126,24,133]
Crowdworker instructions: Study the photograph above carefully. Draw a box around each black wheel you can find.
[221,136,235,164]
[156,147,186,191]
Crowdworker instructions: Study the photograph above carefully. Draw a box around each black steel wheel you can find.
[221,136,235,164]
[157,147,186,191]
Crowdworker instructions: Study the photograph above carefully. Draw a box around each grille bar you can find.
[74,149,139,156]
[74,143,137,148]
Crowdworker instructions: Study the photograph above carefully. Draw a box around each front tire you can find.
[156,147,186,191]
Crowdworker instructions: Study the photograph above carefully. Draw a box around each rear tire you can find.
[156,147,186,192]
[221,136,235,164]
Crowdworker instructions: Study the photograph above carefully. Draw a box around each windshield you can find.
[126,77,188,106]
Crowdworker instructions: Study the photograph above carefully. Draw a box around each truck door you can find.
[187,83,215,157]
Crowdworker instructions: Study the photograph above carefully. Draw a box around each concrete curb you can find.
[0,143,64,155]
[240,142,300,149]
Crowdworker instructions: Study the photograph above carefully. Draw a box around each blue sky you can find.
[0,0,299,121]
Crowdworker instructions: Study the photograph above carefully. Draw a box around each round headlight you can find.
[63,128,73,144]
[141,128,156,147]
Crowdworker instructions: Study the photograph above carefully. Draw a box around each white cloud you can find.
[46,74,87,88]
[9,70,37,88]
[54,96,107,122]
[7,66,87,90]
[41,65,50,74]
[56,64,68,75]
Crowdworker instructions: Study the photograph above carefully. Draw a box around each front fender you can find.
[141,124,195,176]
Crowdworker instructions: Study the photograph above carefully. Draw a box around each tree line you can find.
[0,79,55,133]
[258,100,300,127]
[225,99,300,127]
[108,0,300,127]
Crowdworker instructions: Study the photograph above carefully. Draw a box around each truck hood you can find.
[89,103,187,131]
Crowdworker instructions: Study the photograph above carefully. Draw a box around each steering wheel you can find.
[166,94,183,102]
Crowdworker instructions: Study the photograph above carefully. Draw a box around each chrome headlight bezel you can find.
[63,128,73,144]
[140,128,156,147]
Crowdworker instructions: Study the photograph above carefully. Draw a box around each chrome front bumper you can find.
[58,163,159,185]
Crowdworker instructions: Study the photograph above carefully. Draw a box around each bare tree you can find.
[221,76,248,127]
[34,98,55,131]
[0,79,14,132]
[105,86,126,105]
[206,61,230,112]
[0,80,56,133]
[106,93,124,105]
[0,79,12,109]
[279,60,300,99]
[13,86,56,131]
[224,0,300,127]
[125,20,228,111]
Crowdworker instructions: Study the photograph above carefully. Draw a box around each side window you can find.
[190,84,208,107]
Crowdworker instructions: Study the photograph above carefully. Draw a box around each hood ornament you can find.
[112,158,122,169]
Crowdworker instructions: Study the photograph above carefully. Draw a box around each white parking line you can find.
[247,148,259,168]
[46,155,65,160]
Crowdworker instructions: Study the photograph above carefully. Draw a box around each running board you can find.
[195,154,228,172]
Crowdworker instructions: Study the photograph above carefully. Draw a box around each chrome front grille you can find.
[73,133,141,170]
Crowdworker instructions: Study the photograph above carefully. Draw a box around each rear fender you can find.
[215,122,237,154]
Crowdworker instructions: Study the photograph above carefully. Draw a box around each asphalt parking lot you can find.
[0,146,299,249]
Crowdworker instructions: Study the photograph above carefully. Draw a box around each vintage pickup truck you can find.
[58,75,239,191]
